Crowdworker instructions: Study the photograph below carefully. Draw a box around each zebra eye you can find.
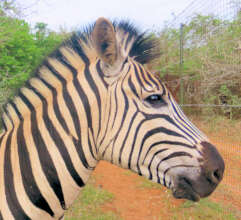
[145,94,166,107]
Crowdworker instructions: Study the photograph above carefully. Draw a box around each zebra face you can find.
[93,18,225,202]
[130,73,225,201]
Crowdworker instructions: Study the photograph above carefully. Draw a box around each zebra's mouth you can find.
[172,177,200,202]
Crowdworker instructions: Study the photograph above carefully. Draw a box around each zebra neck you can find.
[0,86,98,218]
[0,54,105,217]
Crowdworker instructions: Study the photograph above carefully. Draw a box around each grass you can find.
[172,198,238,220]
[122,170,133,176]
[138,176,164,190]
[65,178,121,220]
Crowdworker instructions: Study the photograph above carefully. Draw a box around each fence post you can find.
[179,23,184,105]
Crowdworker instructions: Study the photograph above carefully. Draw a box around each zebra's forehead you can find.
[125,60,165,92]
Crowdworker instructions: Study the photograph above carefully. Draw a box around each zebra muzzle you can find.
[171,141,225,202]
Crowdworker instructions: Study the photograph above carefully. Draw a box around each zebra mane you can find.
[113,20,161,64]
[0,19,161,131]
[59,19,161,65]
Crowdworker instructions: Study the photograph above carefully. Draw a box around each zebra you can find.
[0,17,224,220]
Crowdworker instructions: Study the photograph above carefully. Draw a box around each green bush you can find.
[158,12,241,119]
[0,15,66,127]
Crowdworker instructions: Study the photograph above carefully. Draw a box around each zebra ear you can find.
[92,17,118,66]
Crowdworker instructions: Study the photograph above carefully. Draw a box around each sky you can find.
[19,0,193,32]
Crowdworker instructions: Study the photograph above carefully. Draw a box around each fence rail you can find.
[180,104,241,108]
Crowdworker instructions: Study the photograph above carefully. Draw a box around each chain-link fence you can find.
[157,0,241,218]
[158,0,241,119]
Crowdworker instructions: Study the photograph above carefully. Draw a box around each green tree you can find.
[0,17,65,113]
[0,0,20,17]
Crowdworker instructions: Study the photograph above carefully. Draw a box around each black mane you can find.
[114,20,160,64]
[61,19,161,65]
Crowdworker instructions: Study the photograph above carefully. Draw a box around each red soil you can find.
[93,161,184,220]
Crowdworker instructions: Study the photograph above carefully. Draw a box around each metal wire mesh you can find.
[158,1,241,218]
[158,0,241,115]
[167,0,240,28]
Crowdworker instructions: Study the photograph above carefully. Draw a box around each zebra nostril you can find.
[207,168,223,185]
[213,169,221,181]
[201,141,225,185]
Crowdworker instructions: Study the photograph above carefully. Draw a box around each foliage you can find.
[0,18,38,88]
[0,0,20,17]
[158,12,241,119]
[0,18,64,89]
[0,12,66,121]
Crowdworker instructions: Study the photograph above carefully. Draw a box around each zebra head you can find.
[93,18,225,202]
[92,18,224,201]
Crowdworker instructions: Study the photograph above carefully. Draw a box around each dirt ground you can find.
[94,161,183,220]
[92,135,241,220]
